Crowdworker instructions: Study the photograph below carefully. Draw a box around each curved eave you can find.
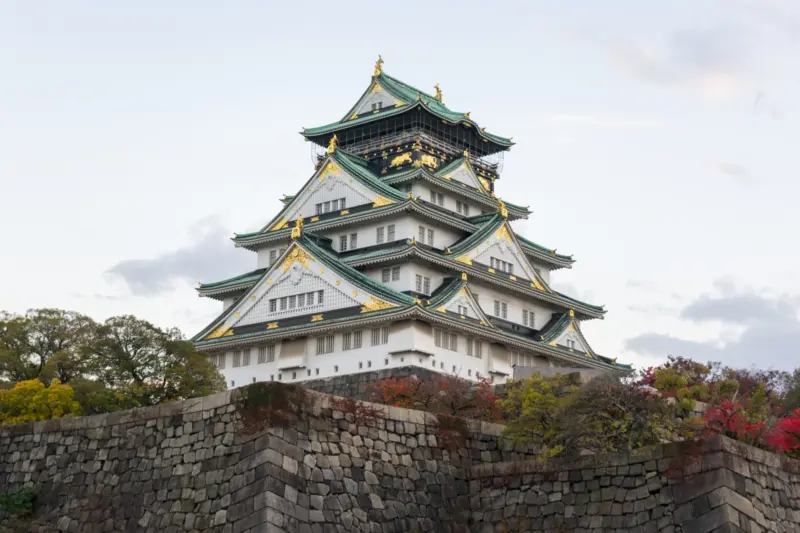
[382,168,529,221]
[519,245,574,270]
[198,284,253,301]
[193,304,627,372]
[232,200,477,250]
[302,101,514,151]
[344,245,606,320]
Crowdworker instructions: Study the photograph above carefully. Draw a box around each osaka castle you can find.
[192,57,629,387]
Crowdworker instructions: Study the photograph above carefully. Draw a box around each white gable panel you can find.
[283,162,383,221]
[472,233,538,281]
[442,162,488,192]
[351,85,402,116]
[442,291,484,321]
[552,323,591,353]
[236,263,360,326]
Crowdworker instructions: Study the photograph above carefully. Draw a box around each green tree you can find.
[0,379,80,425]
[0,309,96,384]
[91,315,224,407]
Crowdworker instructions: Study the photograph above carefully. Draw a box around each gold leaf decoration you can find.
[206,326,232,340]
[360,296,396,313]
[311,314,323,322]
[267,322,278,329]
[390,152,412,167]
[280,247,312,273]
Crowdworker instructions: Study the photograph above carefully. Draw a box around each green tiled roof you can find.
[516,234,574,263]
[554,291,605,313]
[303,72,513,148]
[447,213,506,256]
[198,268,266,292]
[537,312,572,342]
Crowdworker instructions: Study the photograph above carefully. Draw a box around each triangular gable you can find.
[262,152,405,232]
[198,241,409,341]
[538,311,596,358]
[437,158,491,194]
[453,220,552,292]
[342,79,405,121]
[425,275,493,327]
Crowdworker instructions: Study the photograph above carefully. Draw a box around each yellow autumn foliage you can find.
[0,379,81,425]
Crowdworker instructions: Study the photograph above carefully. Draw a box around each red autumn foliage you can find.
[703,399,767,446]
[766,409,800,458]
[330,396,384,427]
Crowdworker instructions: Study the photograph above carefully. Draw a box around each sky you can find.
[2,0,799,372]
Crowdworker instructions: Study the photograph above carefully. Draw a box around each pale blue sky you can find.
[2,1,799,370]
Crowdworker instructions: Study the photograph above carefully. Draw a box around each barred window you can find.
[371,327,389,346]
[269,299,277,313]
[463,204,470,216]
[280,297,288,311]
[458,305,468,315]
[376,227,385,244]
[387,224,395,240]
[382,268,391,283]
[340,197,346,209]
[429,189,436,203]
[232,350,241,368]
[449,334,458,352]
[436,192,444,206]
[501,303,508,319]
[418,225,425,243]
[474,341,483,359]
[343,332,352,350]
[331,199,339,211]
[288,295,296,309]
[466,339,473,357]
[298,293,305,307]
[339,235,348,252]
[323,201,331,213]
[427,229,434,247]
[269,250,277,266]
[315,203,322,215]
[258,346,267,364]
[242,349,251,366]
[316,335,334,355]
[353,330,362,348]
[267,345,276,362]
[307,291,315,306]
[457,200,463,214]
[318,290,324,304]
[423,277,431,295]
[523,309,535,328]
[350,233,357,248]
[391,266,400,281]
[415,274,422,292]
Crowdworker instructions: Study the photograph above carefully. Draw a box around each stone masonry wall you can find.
[1,384,798,533]
[471,435,800,533]
[299,366,449,401]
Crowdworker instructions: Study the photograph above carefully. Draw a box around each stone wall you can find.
[1,385,798,533]
[471,435,800,533]
[299,366,443,401]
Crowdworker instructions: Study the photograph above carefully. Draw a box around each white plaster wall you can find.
[222,296,238,312]
[319,213,465,252]
[468,280,555,330]
[256,243,289,269]
[352,88,401,115]
[407,262,448,296]
[411,182,486,219]
[362,265,406,293]
[214,319,510,388]
[529,260,551,285]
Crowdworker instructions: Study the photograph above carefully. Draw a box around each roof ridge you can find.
[198,267,267,290]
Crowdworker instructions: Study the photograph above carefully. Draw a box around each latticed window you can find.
[382,268,390,283]
[318,290,324,304]
[376,227,385,244]
[340,197,346,209]
[391,266,400,281]
[242,349,251,366]
[340,235,348,252]
[316,335,334,355]
[387,224,395,240]
[353,330,362,348]
[371,327,389,346]
[427,229,434,247]
[423,277,431,295]
[269,250,277,266]
[449,334,458,352]
[332,199,339,211]
[458,305,468,315]
[418,225,425,243]
[258,346,267,364]
[269,299,277,313]
[343,332,352,350]
[267,345,275,362]
[474,341,483,359]
[232,350,242,367]
[523,309,535,328]
[289,295,297,310]
[415,274,422,292]
[280,297,288,311]
[350,233,357,249]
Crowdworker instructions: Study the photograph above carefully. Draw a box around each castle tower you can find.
[193,58,629,387]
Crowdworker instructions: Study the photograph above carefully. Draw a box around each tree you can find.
[0,379,80,425]
[0,309,96,384]
[91,315,224,407]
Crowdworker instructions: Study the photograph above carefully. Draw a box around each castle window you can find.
[232,350,242,368]
[523,309,535,328]
[368,361,372,368]
[458,305,468,316]
[307,292,315,305]
[280,297,288,311]
[418,225,425,243]
[269,250,277,265]
[318,290,324,304]
[288,295,297,309]
[391,266,400,281]
[316,368,319,375]
[371,101,383,111]
[423,277,431,295]
[353,330,363,349]
[382,268,391,283]
[292,372,297,380]
[315,204,322,215]
[242,349,251,366]
[340,197,346,209]
[493,300,507,319]
[316,335,335,355]
[457,201,470,215]
[331,199,339,211]
[385,358,389,365]
[340,235,348,252]
[449,334,458,352]
[343,332,353,350]
[350,233,357,249]
[371,327,389,346]
[269,299,277,313]
[387,224,395,240]
[427,229,434,247]
[323,201,331,213]
[359,362,363,369]
[298,294,305,307]
[377,227,385,244]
